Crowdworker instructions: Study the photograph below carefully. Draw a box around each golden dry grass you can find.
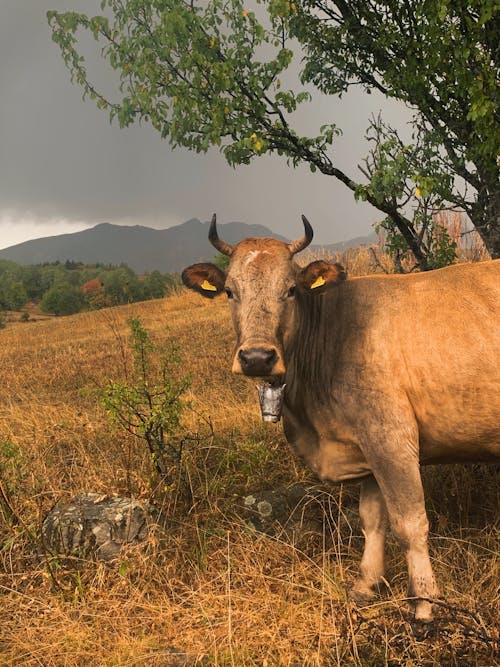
[0,283,498,665]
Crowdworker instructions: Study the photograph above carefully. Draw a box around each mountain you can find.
[0,219,288,274]
[0,219,376,273]
[322,231,378,252]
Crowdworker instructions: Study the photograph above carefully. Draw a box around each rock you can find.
[237,484,324,538]
[42,493,157,561]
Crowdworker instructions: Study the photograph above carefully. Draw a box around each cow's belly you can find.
[418,423,500,463]
[282,377,500,480]
[410,383,500,463]
[282,409,372,483]
[402,344,500,463]
[311,438,372,482]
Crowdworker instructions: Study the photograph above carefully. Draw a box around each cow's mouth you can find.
[232,345,286,376]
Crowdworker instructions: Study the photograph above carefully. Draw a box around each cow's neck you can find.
[284,289,341,408]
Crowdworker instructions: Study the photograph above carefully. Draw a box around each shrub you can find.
[41,284,85,316]
[0,275,27,310]
[98,318,191,486]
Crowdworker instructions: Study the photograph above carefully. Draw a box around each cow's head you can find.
[182,214,346,377]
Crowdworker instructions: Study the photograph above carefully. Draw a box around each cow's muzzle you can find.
[233,346,285,376]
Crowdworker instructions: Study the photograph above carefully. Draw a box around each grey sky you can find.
[0,1,411,250]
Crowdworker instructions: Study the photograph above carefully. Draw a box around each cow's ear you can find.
[298,260,347,293]
[182,263,226,298]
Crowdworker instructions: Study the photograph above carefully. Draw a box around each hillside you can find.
[0,289,497,665]
[0,219,376,273]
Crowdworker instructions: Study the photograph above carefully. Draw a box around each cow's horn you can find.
[288,215,314,255]
[208,214,234,257]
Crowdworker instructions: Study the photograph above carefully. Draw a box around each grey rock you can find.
[42,493,157,561]
[238,484,325,538]
[237,484,361,547]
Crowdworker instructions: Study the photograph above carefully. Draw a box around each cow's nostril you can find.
[264,348,277,364]
[238,347,278,375]
[238,348,250,368]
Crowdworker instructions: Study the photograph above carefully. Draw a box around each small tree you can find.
[101,267,134,305]
[41,284,85,316]
[20,265,45,300]
[47,1,499,268]
[0,275,27,311]
[142,270,168,299]
[99,318,191,486]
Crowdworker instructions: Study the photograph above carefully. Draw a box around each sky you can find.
[0,1,411,251]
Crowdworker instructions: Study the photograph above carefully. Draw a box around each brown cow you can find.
[182,214,500,621]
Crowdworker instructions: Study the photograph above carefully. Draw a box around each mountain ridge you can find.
[0,219,376,273]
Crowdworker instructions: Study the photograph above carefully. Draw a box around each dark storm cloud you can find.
[0,1,410,248]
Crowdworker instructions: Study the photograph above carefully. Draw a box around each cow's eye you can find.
[287,285,296,298]
[225,287,233,299]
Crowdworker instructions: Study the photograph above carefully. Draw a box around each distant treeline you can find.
[0,259,182,316]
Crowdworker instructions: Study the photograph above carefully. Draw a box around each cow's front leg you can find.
[373,460,439,622]
[350,475,388,604]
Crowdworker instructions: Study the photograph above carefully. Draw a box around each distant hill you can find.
[0,219,376,273]
[322,231,378,253]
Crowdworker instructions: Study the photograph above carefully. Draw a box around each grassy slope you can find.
[0,289,498,666]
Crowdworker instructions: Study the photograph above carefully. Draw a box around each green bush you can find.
[0,274,27,310]
[40,284,85,316]
[99,318,190,486]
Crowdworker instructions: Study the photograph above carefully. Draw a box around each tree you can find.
[39,264,69,293]
[41,284,85,316]
[0,274,28,311]
[143,270,168,299]
[47,1,499,268]
[100,266,146,305]
[20,265,45,300]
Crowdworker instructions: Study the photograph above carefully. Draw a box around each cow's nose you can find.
[238,347,278,376]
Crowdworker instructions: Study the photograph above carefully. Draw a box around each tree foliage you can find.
[0,270,28,311]
[47,0,499,269]
[40,283,86,316]
[0,259,182,318]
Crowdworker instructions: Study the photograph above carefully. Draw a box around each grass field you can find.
[0,260,498,665]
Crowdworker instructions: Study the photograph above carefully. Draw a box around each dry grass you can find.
[0,279,498,665]
[300,211,491,275]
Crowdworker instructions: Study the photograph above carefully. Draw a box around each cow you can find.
[182,214,500,622]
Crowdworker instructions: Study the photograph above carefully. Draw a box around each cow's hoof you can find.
[349,578,389,606]
[349,584,376,606]
[413,599,434,623]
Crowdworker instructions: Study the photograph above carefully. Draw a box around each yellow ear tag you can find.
[310,275,326,289]
[201,279,217,292]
